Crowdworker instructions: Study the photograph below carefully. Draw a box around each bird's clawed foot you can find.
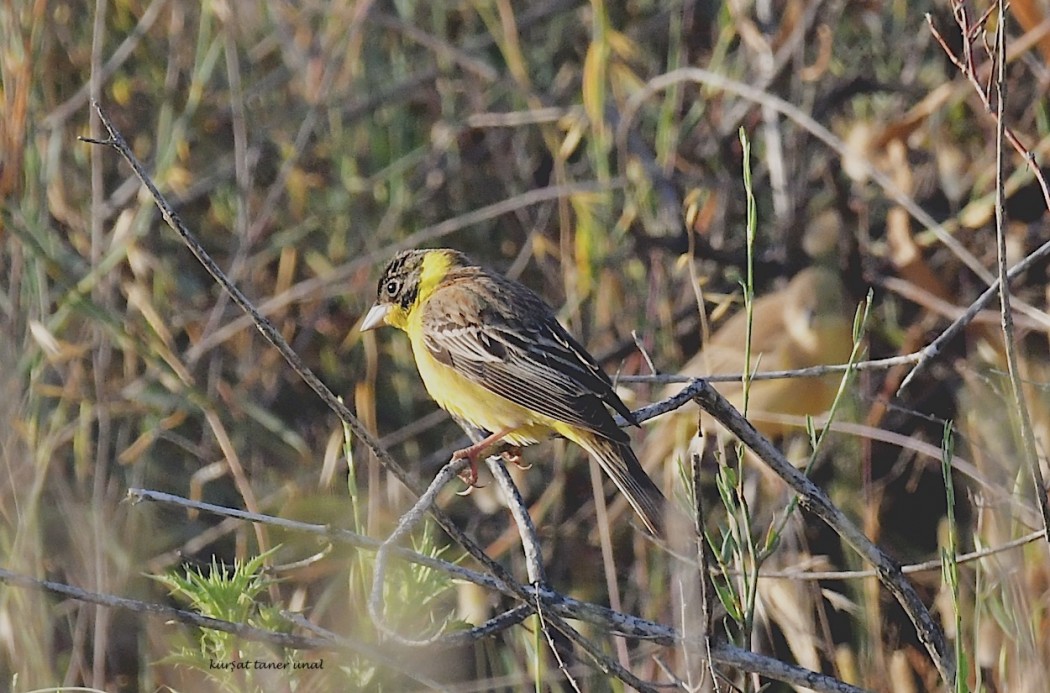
[450,426,521,492]
[502,446,530,470]
[451,446,483,493]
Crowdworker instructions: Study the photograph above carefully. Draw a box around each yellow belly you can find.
[408,324,558,446]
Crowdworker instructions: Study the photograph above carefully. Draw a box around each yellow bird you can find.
[360,248,667,536]
[642,267,854,469]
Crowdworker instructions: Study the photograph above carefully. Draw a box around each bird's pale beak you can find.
[360,303,391,331]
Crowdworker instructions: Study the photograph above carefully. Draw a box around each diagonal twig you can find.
[682,379,956,686]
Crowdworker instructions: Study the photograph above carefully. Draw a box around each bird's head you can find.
[360,248,470,332]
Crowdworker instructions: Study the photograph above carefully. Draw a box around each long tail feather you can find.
[579,433,666,537]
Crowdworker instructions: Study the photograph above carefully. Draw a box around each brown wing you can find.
[420,268,636,442]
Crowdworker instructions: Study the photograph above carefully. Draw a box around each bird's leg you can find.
[451,427,518,488]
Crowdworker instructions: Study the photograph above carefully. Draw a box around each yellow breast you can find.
[406,309,555,446]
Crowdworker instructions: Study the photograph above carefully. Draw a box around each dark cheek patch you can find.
[400,283,418,310]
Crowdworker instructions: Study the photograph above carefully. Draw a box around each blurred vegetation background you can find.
[3,0,1050,690]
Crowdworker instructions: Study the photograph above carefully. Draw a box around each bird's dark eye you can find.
[384,279,401,297]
